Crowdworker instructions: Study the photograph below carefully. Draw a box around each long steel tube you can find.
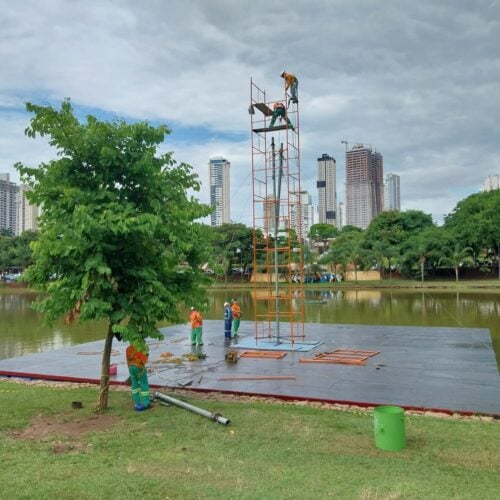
[154,391,230,425]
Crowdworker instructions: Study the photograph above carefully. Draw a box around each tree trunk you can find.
[96,323,114,412]
[455,265,459,282]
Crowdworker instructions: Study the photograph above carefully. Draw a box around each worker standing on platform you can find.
[269,102,294,130]
[189,306,203,346]
[281,71,298,104]
[224,301,233,339]
[126,340,151,411]
[231,298,242,337]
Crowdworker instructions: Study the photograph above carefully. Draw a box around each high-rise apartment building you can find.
[209,157,230,226]
[482,174,499,192]
[384,173,401,211]
[316,154,337,227]
[0,174,18,234]
[17,185,39,234]
[290,190,313,240]
[345,145,384,229]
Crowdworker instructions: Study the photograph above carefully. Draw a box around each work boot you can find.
[134,404,146,412]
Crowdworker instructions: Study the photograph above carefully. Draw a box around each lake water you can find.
[1,289,499,369]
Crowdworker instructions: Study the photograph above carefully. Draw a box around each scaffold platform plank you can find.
[254,102,273,116]
[252,125,289,133]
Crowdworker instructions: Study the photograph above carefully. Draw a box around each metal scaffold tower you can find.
[249,78,305,344]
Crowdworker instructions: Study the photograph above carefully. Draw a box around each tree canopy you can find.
[16,100,211,409]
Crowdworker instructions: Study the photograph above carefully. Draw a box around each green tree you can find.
[16,100,211,411]
[323,228,366,281]
[439,242,474,282]
[401,226,443,282]
[309,223,339,254]
[444,190,500,278]
[209,223,256,281]
[372,240,398,280]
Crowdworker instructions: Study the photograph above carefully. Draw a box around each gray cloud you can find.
[1,0,499,224]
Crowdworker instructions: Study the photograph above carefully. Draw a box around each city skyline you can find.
[1,1,499,227]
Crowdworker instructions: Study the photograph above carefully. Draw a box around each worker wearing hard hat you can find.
[224,302,233,340]
[189,306,203,346]
[281,71,298,103]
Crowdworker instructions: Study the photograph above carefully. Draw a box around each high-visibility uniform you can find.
[189,309,203,346]
[282,72,298,103]
[224,304,233,339]
[126,344,150,409]
[231,301,241,336]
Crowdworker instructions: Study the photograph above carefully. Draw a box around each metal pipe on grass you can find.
[154,391,230,425]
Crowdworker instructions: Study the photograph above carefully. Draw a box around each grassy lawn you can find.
[1,381,499,499]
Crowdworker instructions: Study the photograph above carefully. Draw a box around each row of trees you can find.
[0,190,500,280]
[315,190,500,282]
[4,190,498,284]
[198,190,499,283]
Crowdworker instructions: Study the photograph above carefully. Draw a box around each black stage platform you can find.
[1,321,499,416]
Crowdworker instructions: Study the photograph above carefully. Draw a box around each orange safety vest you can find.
[126,344,148,369]
[283,73,297,89]
[232,303,241,319]
[189,310,203,328]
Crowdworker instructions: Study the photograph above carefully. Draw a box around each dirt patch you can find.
[9,413,121,441]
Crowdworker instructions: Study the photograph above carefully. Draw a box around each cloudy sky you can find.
[1,0,499,226]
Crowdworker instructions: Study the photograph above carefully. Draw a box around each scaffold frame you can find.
[250,78,305,344]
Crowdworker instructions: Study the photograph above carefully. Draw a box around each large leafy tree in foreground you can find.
[16,100,211,410]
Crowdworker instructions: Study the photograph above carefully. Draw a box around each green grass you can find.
[1,381,499,499]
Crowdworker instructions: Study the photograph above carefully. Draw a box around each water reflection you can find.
[0,290,499,368]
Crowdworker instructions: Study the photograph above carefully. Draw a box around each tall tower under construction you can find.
[345,145,384,229]
[249,77,305,343]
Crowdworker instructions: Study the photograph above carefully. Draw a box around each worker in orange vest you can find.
[231,298,242,337]
[126,340,151,411]
[189,306,203,346]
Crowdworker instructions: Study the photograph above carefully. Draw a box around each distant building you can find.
[384,173,401,211]
[316,154,337,227]
[345,145,384,229]
[0,174,18,234]
[209,157,230,226]
[17,185,39,235]
[482,174,499,192]
[337,201,344,229]
[290,190,313,240]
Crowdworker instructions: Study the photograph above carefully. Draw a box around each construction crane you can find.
[341,139,372,152]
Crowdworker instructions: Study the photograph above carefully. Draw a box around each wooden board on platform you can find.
[254,102,273,116]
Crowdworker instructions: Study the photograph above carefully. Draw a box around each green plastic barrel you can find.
[374,405,406,451]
